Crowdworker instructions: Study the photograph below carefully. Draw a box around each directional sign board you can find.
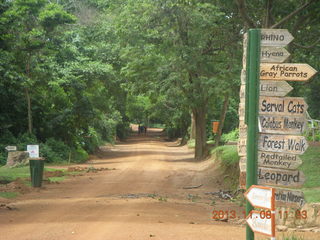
[258,151,302,170]
[259,97,308,117]
[261,29,294,47]
[258,134,308,155]
[260,80,293,97]
[245,185,273,209]
[258,115,307,135]
[260,63,317,81]
[246,211,272,237]
[260,46,290,63]
[5,146,17,151]
[258,167,305,188]
[275,188,305,208]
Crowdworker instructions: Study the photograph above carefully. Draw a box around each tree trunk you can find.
[193,106,207,160]
[190,112,196,139]
[215,93,230,147]
[25,88,33,134]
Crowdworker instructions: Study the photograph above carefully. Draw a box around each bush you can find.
[82,127,102,153]
[221,128,239,143]
[40,138,69,163]
[16,133,38,151]
[71,146,88,163]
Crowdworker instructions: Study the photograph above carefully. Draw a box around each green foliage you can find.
[300,146,320,189]
[0,166,30,181]
[71,146,89,163]
[47,176,65,183]
[40,138,69,163]
[211,145,240,166]
[299,146,320,203]
[0,192,19,199]
[210,145,239,190]
[221,129,239,143]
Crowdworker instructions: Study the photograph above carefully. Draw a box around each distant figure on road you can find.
[138,125,142,134]
[144,126,147,135]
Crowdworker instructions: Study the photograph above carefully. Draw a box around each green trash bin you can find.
[29,159,44,187]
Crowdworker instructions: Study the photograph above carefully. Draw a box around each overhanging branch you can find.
[270,0,316,29]
[293,37,320,49]
[236,0,256,29]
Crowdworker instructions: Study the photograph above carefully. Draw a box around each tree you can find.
[115,0,242,159]
[1,0,75,134]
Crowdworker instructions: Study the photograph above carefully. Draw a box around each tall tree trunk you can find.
[25,88,32,134]
[25,54,33,134]
[215,93,230,147]
[193,105,207,160]
[190,112,196,139]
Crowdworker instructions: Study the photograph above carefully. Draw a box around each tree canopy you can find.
[0,0,319,164]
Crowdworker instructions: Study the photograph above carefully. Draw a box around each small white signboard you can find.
[27,145,39,158]
[5,146,17,151]
[245,185,273,209]
[246,211,272,237]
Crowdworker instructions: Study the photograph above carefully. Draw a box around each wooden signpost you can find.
[258,167,305,188]
[275,188,305,208]
[260,81,293,97]
[261,29,294,46]
[258,134,308,155]
[258,115,307,135]
[258,151,302,170]
[260,63,317,81]
[241,28,317,240]
[260,47,290,63]
[259,97,308,116]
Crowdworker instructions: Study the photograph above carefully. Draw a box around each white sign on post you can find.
[245,185,273,209]
[246,211,273,237]
[27,145,39,158]
[5,146,17,151]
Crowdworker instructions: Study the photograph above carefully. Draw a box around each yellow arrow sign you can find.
[260,63,317,81]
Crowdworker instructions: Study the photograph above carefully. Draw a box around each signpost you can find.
[258,167,305,188]
[5,146,17,151]
[258,115,307,135]
[245,185,275,239]
[275,188,305,208]
[260,81,293,97]
[259,97,308,116]
[258,134,308,155]
[241,28,318,240]
[260,47,290,63]
[261,29,294,46]
[258,151,302,170]
[245,185,273,209]
[260,63,317,81]
[246,211,273,237]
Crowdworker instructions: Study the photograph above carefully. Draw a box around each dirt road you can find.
[0,127,319,240]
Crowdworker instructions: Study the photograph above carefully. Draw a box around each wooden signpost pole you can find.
[245,29,261,240]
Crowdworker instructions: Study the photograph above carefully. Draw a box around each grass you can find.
[210,145,239,165]
[0,192,19,199]
[0,166,30,181]
[299,146,320,202]
[0,166,83,184]
[188,139,216,148]
[48,176,65,183]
